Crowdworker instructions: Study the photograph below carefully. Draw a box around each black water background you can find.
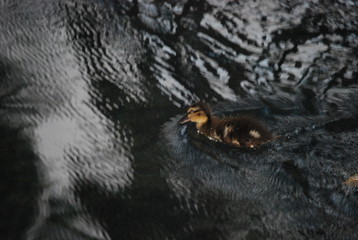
[0,0,358,239]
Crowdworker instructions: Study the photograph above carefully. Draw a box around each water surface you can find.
[1,0,357,239]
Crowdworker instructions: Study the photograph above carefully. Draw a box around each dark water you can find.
[1,0,358,239]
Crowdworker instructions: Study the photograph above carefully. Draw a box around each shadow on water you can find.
[0,126,39,240]
[0,0,358,239]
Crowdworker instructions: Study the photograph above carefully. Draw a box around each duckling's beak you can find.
[179,113,190,124]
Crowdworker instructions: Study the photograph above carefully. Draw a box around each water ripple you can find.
[1,0,358,239]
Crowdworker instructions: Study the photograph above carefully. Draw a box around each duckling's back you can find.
[217,116,274,148]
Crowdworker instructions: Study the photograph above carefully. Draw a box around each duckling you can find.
[179,102,278,148]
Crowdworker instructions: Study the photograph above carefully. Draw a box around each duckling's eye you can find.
[188,110,196,114]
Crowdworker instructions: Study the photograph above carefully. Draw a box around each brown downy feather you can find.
[180,102,279,148]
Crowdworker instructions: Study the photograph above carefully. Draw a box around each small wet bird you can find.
[179,102,278,148]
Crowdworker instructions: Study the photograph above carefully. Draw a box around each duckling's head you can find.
[179,102,212,126]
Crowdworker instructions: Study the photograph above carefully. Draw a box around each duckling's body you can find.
[180,102,277,148]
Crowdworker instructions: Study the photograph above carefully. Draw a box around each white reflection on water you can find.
[27,72,133,240]
[17,10,134,240]
[194,52,237,101]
